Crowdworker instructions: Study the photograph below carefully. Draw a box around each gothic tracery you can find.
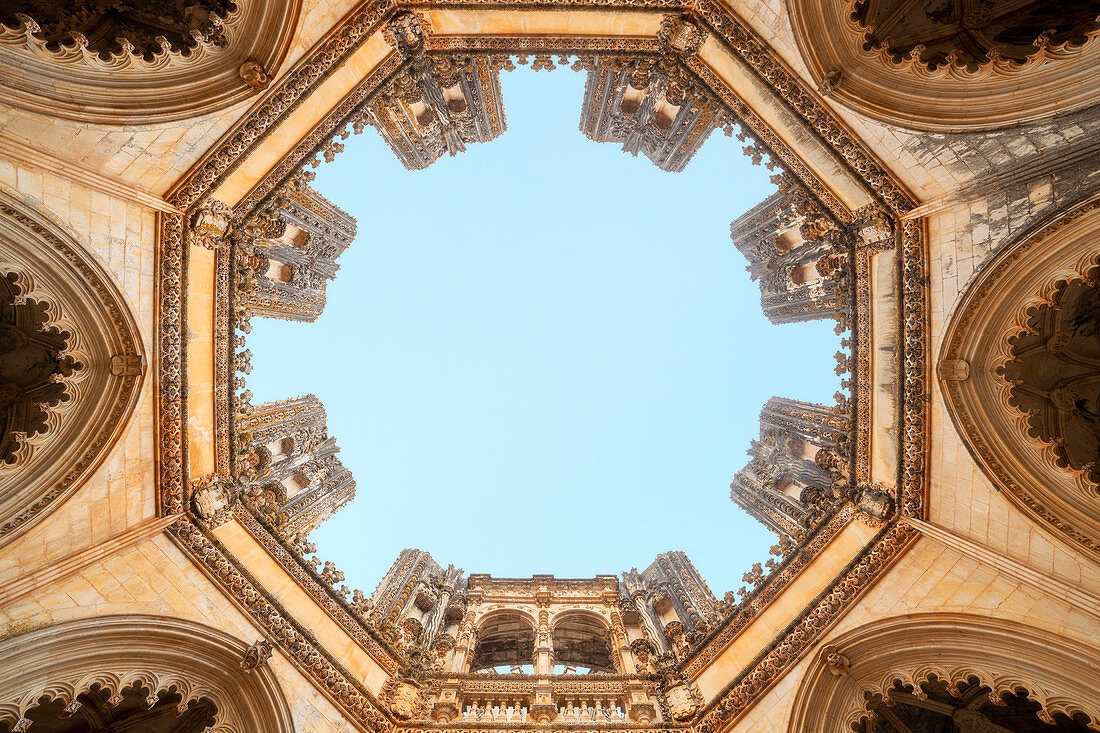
[1002,265,1100,486]
[0,270,78,465]
[0,0,237,59]
[852,0,1099,71]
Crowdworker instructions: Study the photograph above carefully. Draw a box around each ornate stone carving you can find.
[0,272,79,465]
[0,615,295,732]
[240,639,274,672]
[851,0,1098,72]
[579,54,723,172]
[191,477,235,526]
[154,0,929,726]
[1001,266,1100,485]
[239,59,271,89]
[0,1,235,59]
[938,358,970,381]
[852,482,895,524]
[822,645,850,677]
[109,353,144,377]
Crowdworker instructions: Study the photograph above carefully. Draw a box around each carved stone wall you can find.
[730,187,852,326]
[234,394,355,540]
[731,397,852,539]
[236,181,356,323]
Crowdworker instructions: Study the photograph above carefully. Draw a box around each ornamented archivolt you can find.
[0,615,294,733]
[0,0,300,122]
[788,613,1100,733]
[851,0,1099,71]
[787,0,1100,128]
[1002,264,1100,486]
[0,0,236,59]
[939,196,1100,556]
[5,683,218,733]
[855,675,1096,732]
[0,188,143,546]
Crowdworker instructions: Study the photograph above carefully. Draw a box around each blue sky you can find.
[245,66,840,598]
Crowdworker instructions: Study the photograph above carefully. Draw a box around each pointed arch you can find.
[0,614,295,732]
[0,188,145,545]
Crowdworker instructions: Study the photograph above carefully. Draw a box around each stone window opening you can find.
[264,260,295,284]
[281,470,311,498]
[469,612,536,672]
[790,262,823,287]
[266,436,296,460]
[551,612,615,673]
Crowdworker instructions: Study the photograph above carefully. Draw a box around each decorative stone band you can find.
[154,0,927,730]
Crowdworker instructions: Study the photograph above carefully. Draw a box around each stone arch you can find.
[786,0,1100,130]
[0,614,295,732]
[938,193,1100,556]
[0,0,301,124]
[0,189,144,546]
[469,609,537,671]
[551,610,615,672]
[787,613,1100,733]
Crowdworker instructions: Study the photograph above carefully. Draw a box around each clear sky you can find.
[245,66,840,598]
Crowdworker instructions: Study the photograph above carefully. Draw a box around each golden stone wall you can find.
[0,0,1097,729]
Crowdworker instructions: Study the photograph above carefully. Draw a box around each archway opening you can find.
[552,612,614,672]
[470,612,536,671]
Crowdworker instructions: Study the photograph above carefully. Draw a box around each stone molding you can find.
[0,187,145,546]
[0,0,302,124]
[0,614,295,732]
[786,0,1100,130]
[938,191,1100,557]
[786,612,1100,732]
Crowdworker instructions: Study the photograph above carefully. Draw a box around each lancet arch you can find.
[787,613,1100,733]
[786,0,1100,130]
[0,0,301,123]
[0,188,144,545]
[0,615,294,732]
[938,193,1100,556]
